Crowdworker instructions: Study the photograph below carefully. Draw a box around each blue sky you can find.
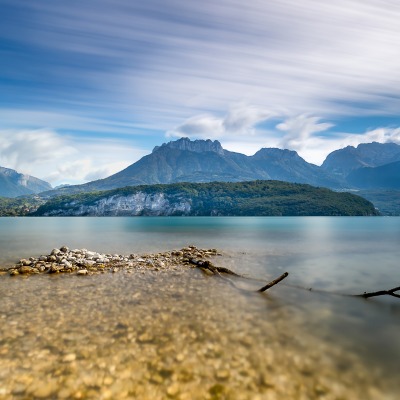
[1,0,400,186]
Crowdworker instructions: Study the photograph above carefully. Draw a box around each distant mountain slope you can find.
[347,161,400,189]
[41,138,343,197]
[358,190,400,216]
[322,142,400,178]
[252,148,340,187]
[0,166,52,198]
[33,180,378,217]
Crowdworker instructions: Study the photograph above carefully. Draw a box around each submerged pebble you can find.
[0,245,395,400]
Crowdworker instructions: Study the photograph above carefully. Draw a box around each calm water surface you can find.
[0,217,399,399]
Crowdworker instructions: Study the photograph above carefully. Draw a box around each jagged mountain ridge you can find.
[322,142,400,178]
[0,166,52,198]
[41,138,344,197]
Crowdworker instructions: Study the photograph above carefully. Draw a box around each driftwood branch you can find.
[188,258,399,300]
[357,286,400,299]
[188,258,242,277]
[257,272,289,292]
[189,258,288,293]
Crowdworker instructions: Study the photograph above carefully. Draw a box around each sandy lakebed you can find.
[0,244,398,399]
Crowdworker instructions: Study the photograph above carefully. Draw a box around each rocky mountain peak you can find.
[152,137,225,155]
[253,147,302,160]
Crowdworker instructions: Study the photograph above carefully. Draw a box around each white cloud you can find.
[167,104,277,139]
[276,115,334,151]
[45,159,132,185]
[0,129,77,172]
[0,129,146,186]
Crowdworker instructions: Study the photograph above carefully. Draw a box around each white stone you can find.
[77,270,88,275]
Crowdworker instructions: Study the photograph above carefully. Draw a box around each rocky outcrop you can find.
[41,192,191,216]
[153,137,225,155]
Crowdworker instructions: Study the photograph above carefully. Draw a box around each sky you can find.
[1,0,400,186]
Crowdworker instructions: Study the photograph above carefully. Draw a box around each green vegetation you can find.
[33,180,379,216]
[0,196,45,216]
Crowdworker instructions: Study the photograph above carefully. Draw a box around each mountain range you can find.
[1,138,399,200]
[40,138,399,198]
[0,166,52,197]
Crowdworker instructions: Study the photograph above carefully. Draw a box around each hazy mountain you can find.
[347,161,400,189]
[0,166,52,198]
[322,142,400,178]
[41,138,343,197]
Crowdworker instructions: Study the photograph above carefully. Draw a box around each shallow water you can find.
[0,217,400,399]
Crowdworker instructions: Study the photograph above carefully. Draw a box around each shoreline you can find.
[2,245,221,277]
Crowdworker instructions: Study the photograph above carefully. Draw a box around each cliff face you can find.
[41,192,192,216]
[153,137,225,155]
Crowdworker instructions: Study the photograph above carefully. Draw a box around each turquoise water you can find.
[1,216,399,292]
[0,217,400,399]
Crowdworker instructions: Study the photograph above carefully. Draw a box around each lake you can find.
[0,217,399,399]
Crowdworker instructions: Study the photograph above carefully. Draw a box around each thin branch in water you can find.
[357,286,400,299]
[257,272,289,292]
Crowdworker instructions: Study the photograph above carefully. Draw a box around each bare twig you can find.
[257,272,289,292]
[357,286,400,299]
[189,258,288,293]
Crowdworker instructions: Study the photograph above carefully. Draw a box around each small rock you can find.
[216,370,230,380]
[61,260,72,268]
[49,265,61,273]
[9,269,19,276]
[51,248,60,256]
[166,383,180,397]
[60,246,69,253]
[18,266,34,274]
[77,270,88,276]
[62,353,76,362]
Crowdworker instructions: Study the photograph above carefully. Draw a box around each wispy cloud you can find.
[276,115,334,151]
[0,129,76,172]
[3,0,400,129]
[1,0,400,178]
[167,104,277,139]
[0,129,146,185]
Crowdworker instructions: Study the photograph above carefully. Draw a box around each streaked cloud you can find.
[1,0,400,181]
[167,104,277,139]
[0,129,146,185]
